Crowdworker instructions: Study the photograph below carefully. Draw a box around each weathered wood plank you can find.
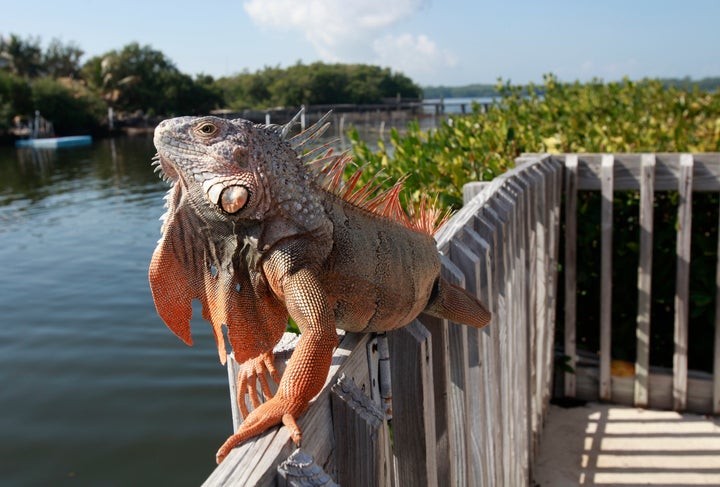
[388,320,437,487]
[715,193,720,414]
[674,154,694,411]
[497,183,529,484]
[439,255,470,486]
[330,374,390,487]
[473,211,503,486]
[599,154,614,401]
[516,170,539,474]
[528,167,544,462]
[417,314,452,484]
[505,178,532,485]
[564,155,578,397]
[477,206,506,486]
[634,154,656,408]
[458,227,493,487]
[547,158,564,411]
[488,193,514,483]
[527,166,546,463]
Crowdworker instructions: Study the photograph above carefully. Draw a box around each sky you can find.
[3,0,719,87]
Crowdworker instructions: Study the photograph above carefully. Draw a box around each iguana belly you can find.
[323,200,440,332]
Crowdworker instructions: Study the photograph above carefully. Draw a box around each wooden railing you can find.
[202,154,563,486]
[546,153,720,415]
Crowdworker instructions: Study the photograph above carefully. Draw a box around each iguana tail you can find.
[423,276,491,328]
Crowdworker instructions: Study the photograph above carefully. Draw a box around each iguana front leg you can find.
[216,265,338,463]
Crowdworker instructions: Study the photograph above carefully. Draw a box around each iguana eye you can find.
[196,122,218,136]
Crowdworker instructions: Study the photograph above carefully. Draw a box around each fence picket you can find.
[388,321,437,487]
[674,154,694,411]
[564,155,579,397]
[473,211,504,486]
[600,154,615,401]
[634,154,656,408]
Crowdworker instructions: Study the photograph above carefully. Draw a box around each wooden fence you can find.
[548,153,720,415]
[202,154,563,486]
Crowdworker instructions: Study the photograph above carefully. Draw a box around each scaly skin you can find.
[148,113,491,464]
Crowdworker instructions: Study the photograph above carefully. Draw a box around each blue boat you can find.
[15,135,92,149]
[13,111,92,149]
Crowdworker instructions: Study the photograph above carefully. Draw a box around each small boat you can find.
[15,135,92,149]
[13,111,92,149]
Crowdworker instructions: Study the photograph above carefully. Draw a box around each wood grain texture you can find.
[674,154,694,411]
[563,155,579,398]
[473,210,504,486]
[331,374,390,487]
[715,194,720,414]
[440,255,470,486]
[634,154,656,408]
[388,320,437,487]
[451,234,487,486]
[599,154,614,402]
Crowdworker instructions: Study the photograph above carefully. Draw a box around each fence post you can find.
[599,155,615,401]
[674,154,694,411]
[564,155,578,397]
[634,154,656,408]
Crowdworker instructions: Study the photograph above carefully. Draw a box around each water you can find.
[0,136,232,486]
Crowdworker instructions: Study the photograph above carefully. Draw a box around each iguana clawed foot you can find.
[216,394,305,463]
[236,351,281,416]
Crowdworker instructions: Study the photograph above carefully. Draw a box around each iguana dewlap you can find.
[148,112,491,463]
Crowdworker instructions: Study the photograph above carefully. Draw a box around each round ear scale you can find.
[220,185,249,214]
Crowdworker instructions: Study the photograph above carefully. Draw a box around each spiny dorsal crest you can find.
[279,109,450,236]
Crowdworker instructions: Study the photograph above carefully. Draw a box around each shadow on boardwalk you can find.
[534,402,720,486]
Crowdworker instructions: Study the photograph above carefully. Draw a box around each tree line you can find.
[0,34,421,136]
[424,77,720,99]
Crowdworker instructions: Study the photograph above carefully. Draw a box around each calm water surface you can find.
[0,136,235,486]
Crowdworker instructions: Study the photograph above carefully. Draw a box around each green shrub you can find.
[350,75,720,211]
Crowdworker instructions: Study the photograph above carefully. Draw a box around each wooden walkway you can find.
[534,402,720,486]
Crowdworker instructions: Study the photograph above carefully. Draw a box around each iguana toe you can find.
[215,395,305,464]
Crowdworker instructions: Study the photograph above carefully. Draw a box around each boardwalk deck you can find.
[534,402,720,486]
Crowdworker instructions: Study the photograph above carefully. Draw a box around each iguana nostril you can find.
[220,185,249,214]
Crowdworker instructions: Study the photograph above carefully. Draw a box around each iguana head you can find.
[154,116,276,222]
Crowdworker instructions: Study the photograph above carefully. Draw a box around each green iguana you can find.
[149,111,491,463]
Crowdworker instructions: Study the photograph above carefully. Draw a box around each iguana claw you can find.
[236,351,281,417]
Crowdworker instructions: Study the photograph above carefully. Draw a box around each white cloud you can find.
[373,33,457,80]
[243,0,431,61]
